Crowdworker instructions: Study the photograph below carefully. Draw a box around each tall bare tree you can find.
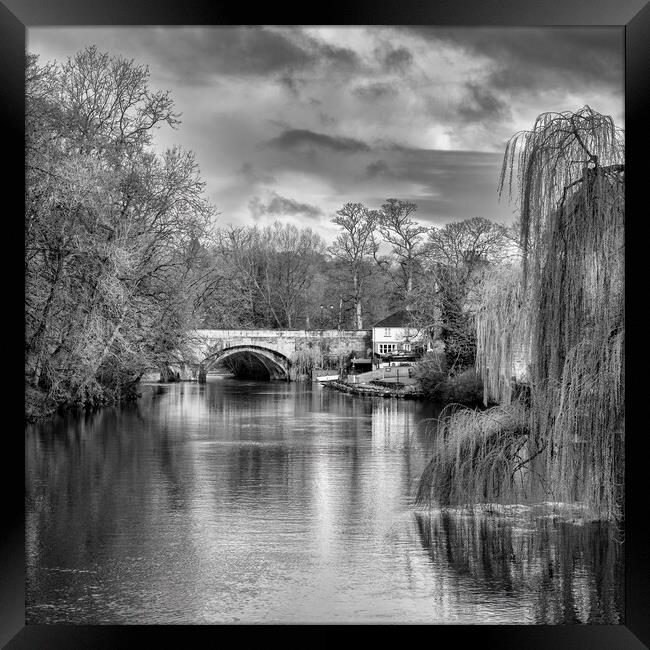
[215,222,324,328]
[373,198,427,309]
[328,202,376,329]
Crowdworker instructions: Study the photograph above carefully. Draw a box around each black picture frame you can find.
[3,0,648,646]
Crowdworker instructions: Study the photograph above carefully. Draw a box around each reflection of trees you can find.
[25,397,198,622]
[414,510,623,623]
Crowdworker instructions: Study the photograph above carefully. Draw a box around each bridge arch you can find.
[202,344,291,380]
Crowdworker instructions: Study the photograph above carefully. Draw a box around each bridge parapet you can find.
[187,329,370,362]
[191,329,368,339]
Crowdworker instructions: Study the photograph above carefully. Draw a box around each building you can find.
[349,357,373,374]
[371,310,424,368]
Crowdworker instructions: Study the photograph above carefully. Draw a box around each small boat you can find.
[315,374,339,382]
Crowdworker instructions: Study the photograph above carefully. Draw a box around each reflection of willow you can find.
[414,510,623,624]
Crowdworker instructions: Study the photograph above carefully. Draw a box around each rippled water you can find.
[25,378,623,624]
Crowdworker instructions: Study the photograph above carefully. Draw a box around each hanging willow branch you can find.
[498,106,624,284]
[418,106,625,521]
[475,264,529,406]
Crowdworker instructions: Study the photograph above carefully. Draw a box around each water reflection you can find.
[25,379,622,624]
[414,510,624,624]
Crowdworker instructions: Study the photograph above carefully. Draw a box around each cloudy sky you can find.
[28,26,623,241]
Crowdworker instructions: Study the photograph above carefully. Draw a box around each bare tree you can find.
[373,198,427,309]
[25,47,213,414]
[267,223,325,328]
[424,217,512,300]
[328,202,376,329]
[216,225,281,326]
[215,222,324,328]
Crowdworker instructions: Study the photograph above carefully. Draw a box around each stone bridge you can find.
[160,329,372,382]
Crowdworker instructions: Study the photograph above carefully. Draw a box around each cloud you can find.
[249,191,324,220]
[383,46,413,71]
[457,83,511,123]
[265,128,371,153]
[238,162,276,186]
[375,147,516,224]
[412,27,623,91]
[148,27,362,82]
[365,160,391,178]
[314,39,360,70]
[28,27,364,86]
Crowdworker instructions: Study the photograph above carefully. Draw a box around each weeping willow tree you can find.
[415,402,532,508]
[418,107,624,521]
[289,347,324,380]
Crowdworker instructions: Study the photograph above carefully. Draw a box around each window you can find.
[384,328,391,337]
[402,343,411,351]
[378,344,396,354]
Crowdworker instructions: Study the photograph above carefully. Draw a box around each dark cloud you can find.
[383,46,413,71]
[319,147,514,225]
[249,192,324,220]
[278,73,304,97]
[409,27,623,92]
[353,82,397,101]
[457,83,510,123]
[142,27,313,81]
[316,40,360,70]
[100,27,362,84]
[258,138,514,224]
[265,129,371,153]
[380,148,513,223]
[365,160,391,178]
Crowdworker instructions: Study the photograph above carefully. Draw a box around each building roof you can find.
[372,310,413,328]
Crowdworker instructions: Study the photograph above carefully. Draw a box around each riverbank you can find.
[25,382,142,423]
[324,379,426,399]
[323,373,485,405]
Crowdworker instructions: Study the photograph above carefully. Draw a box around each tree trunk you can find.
[407,267,413,307]
[353,269,363,329]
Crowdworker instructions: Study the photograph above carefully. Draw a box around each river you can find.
[25,378,623,624]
